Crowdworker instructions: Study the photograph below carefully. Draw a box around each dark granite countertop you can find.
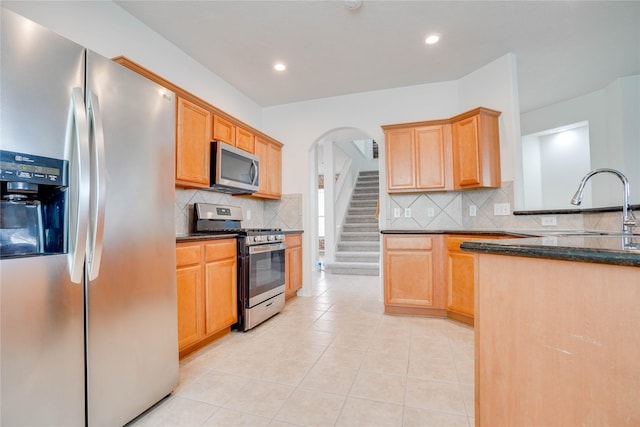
[176,229,303,243]
[176,233,238,243]
[381,229,534,237]
[282,230,304,235]
[460,234,640,267]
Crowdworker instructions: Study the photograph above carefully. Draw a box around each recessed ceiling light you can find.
[425,35,440,45]
[274,63,286,71]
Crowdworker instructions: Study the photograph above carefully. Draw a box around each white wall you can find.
[3,1,263,128]
[520,75,640,208]
[263,54,520,291]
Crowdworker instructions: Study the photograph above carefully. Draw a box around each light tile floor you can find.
[130,271,475,427]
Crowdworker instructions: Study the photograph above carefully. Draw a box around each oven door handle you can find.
[249,243,287,254]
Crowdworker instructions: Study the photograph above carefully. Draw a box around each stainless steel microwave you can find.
[210,141,260,194]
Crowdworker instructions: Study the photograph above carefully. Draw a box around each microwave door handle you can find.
[251,160,259,186]
[86,92,106,281]
[66,87,90,284]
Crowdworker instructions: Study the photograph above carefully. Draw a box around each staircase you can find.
[325,170,380,276]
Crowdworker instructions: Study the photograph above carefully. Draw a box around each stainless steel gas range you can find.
[193,203,286,331]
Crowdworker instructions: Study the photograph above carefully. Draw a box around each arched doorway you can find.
[306,127,380,286]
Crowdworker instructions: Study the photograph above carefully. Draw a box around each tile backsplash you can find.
[174,188,302,235]
[387,180,625,233]
[175,182,626,236]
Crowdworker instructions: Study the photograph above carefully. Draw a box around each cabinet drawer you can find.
[285,234,302,247]
[205,239,236,262]
[176,244,202,267]
[385,235,432,250]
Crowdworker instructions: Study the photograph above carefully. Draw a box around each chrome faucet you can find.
[571,168,637,234]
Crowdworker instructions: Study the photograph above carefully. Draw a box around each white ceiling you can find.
[114,1,640,113]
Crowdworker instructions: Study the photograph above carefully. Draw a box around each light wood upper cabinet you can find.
[253,136,282,199]
[383,107,500,193]
[416,125,451,190]
[285,234,303,300]
[235,127,255,153]
[384,123,452,193]
[451,107,501,189]
[385,128,415,191]
[176,97,211,188]
[213,115,235,146]
[111,58,285,193]
[383,234,445,315]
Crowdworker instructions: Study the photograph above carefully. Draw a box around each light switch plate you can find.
[493,203,511,216]
[541,216,557,226]
[394,208,401,218]
[469,205,477,216]
[404,208,411,218]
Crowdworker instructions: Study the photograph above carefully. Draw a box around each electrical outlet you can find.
[469,205,477,217]
[246,209,252,220]
[541,216,557,226]
[404,208,411,218]
[394,208,401,218]
[427,207,435,217]
[493,203,511,216]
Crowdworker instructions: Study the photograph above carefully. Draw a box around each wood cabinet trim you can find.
[112,56,283,148]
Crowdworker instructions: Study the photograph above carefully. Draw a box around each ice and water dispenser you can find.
[0,150,69,258]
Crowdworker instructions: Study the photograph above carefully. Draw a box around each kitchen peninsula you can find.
[461,235,640,426]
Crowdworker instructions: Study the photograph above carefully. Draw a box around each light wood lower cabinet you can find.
[176,239,237,358]
[475,254,640,426]
[285,234,303,299]
[383,233,515,321]
[383,234,446,316]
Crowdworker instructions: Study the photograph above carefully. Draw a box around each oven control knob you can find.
[256,235,265,242]
[267,235,275,241]
[277,234,285,241]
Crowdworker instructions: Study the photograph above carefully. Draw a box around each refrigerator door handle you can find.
[66,87,90,284]
[87,91,106,281]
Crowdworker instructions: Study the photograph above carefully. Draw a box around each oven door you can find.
[247,242,286,307]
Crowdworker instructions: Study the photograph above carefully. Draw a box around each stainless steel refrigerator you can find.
[0,9,179,426]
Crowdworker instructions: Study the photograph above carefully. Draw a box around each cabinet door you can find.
[235,127,255,153]
[268,142,282,197]
[289,245,302,293]
[204,240,237,335]
[385,129,416,191]
[415,125,449,190]
[284,234,302,298]
[452,115,481,188]
[204,257,237,335]
[176,97,211,187]
[254,136,282,199]
[213,115,235,145]
[447,251,475,316]
[176,265,203,350]
[384,236,435,307]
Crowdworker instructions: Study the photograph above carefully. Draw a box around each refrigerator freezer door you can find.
[0,9,86,426]
[85,51,179,426]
